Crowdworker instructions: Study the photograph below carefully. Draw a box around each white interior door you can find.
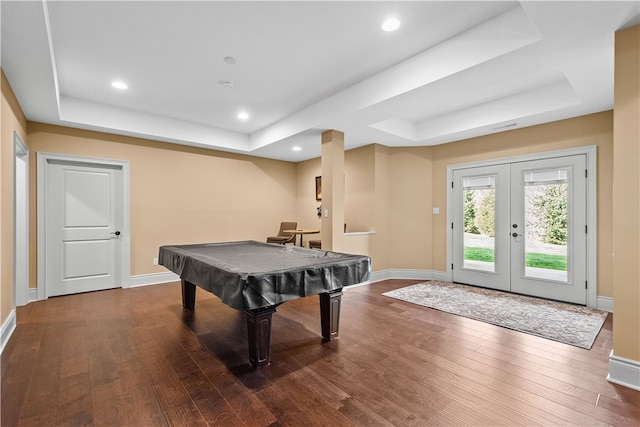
[452,154,587,305]
[45,161,124,297]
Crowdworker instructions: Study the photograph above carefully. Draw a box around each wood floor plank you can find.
[2,280,639,427]
[188,348,278,426]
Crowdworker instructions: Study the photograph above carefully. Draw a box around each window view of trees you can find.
[463,183,568,272]
[464,188,495,237]
[532,184,567,245]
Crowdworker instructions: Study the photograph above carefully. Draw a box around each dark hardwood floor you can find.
[2,279,639,426]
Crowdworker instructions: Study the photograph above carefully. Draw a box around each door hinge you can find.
[451,181,454,188]
[451,222,454,229]
[585,169,588,178]
[452,263,454,270]
[585,281,588,289]
[585,225,588,233]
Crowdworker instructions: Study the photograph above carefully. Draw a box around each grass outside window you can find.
[464,247,567,271]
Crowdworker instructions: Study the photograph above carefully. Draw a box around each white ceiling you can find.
[2,1,639,162]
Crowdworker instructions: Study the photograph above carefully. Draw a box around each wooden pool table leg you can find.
[181,280,196,310]
[320,289,343,341]
[245,306,277,369]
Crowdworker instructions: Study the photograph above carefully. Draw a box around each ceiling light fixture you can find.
[111,81,128,90]
[292,146,302,152]
[224,56,237,64]
[237,111,249,120]
[382,17,400,32]
[220,80,235,88]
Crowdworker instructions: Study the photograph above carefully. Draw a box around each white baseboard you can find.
[368,268,436,283]
[128,272,180,288]
[366,269,458,284]
[431,270,451,282]
[1,309,16,355]
[608,350,640,391]
[597,296,613,312]
[28,288,38,303]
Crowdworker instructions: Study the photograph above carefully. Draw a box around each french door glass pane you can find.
[462,176,496,272]
[523,168,568,282]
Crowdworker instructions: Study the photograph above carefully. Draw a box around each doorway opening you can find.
[13,132,29,306]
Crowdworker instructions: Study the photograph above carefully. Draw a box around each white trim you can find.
[597,296,614,312]
[1,310,16,355]
[446,146,598,308]
[28,288,38,303]
[13,132,29,307]
[363,269,445,284]
[37,152,131,298]
[129,272,180,288]
[608,351,640,391]
[431,270,450,282]
[344,231,376,236]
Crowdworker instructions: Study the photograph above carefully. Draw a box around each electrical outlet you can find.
[153,258,158,265]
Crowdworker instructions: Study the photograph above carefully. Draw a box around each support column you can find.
[321,130,345,252]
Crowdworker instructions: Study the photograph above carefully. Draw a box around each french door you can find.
[452,155,587,305]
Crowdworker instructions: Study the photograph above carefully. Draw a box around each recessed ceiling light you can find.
[292,146,302,152]
[220,80,235,88]
[382,17,400,32]
[224,56,237,64]
[237,111,249,120]
[111,81,128,90]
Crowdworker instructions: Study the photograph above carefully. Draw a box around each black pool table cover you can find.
[158,240,371,310]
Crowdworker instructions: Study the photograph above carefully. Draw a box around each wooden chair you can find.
[308,239,322,249]
[308,224,346,249]
[266,221,297,245]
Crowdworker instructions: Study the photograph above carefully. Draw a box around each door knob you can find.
[111,231,121,236]
[512,232,519,237]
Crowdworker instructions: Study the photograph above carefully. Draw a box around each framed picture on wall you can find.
[315,176,322,201]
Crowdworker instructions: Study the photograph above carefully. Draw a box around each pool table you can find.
[158,240,371,368]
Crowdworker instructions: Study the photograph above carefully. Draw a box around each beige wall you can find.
[344,145,376,233]
[1,70,28,326]
[27,123,297,282]
[370,144,391,271]
[612,24,639,362]
[388,147,433,269]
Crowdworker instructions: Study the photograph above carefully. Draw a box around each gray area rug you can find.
[383,281,608,349]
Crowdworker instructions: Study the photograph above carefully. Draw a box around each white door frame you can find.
[37,152,131,300]
[446,146,597,308]
[13,132,29,306]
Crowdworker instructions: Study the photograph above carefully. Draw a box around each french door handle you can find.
[512,232,519,237]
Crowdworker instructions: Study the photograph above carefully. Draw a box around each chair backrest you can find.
[279,221,297,237]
